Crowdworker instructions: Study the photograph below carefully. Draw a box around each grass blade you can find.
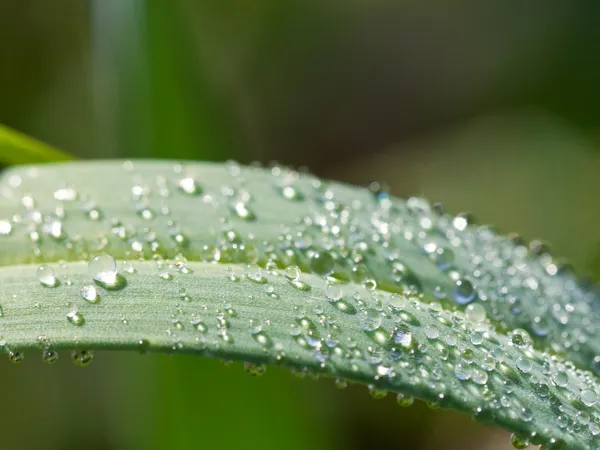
[0,160,597,449]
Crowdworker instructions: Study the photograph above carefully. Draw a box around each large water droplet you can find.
[360,309,382,332]
[37,265,58,287]
[453,279,476,305]
[309,251,334,276]
[89,254,118,286]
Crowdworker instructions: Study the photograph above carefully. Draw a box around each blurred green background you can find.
[2,1,600,449]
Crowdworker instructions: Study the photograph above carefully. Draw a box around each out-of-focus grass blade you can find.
[0,124,73,164]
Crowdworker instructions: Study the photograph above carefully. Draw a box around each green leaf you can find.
[0,124,73,164]
[0,160,598,449]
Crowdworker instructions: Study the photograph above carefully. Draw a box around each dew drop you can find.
[42,350,59,365]
[0,219,11,235]
[309,251,335,276]
[37,265,58,287]
[510,433,530,449]
[368,385,388,399]
[244,361,266,376]
[510,329,532,349]
[231,201,256,221]
[391,324,413,347]
[177,177,202,195]
[89,254,118,285]
[359,308,382,332]
[284,266,300,281]
[424,325,439,340]
[453,279,476,305]
[8,351,24,364]
[72,350,94,367]
[325,284,344,302]
[581,389,598,407]
[388,294,408,311]
[516,356,533,373]
[80,285,99,303]
[396,393,414,407]
[552,371,568,387]
[67,309,86,327]
[465,303,486,323]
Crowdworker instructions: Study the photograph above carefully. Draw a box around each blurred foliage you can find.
[0,124,73,164]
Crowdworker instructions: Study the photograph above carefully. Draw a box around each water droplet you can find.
[89,254,118,285]
[396,393,414,407]
[244,361,265,376]
[278,185,304,201]
[284,266,300,281]
[465,303,486,323]
[325,284,343,302]
[42,350,59,364]
[8,351,24,364]
[245,265,267,284]
[309,251,335,276]
[388,294,408,311]
[231,201,256,221]
[67,309,85,327]
[510,329,532,349]
[391,324,412,347]
[453,279,476,304]
[37,265,58,287]
[359,309,382,332]
[72,350,94,367]
[552,371,568,387]
[177,177,202,195]
[80,285,99,303]
[516,356,533,373]
[510,433,530,449]
[424,325,439,340]
[368,385,388,399]
[0,219,12,235]
[581,389,597,407]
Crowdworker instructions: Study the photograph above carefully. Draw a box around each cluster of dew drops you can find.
[2,161,600,449]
